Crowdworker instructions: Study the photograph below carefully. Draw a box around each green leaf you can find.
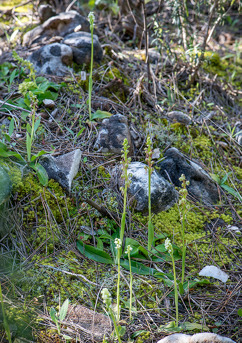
[35,90,58,102]
[8,118,15,136]
[237,308,242,317]
[0,147,24,160]
[76,127,85,138]
[26,123,32,134]
[76,240,113,264]
[220,172,231,185]
[159,321,181,333]
[131,330,149,338]
[26,133,31,162]
[30,163,49,186]
[30,150,49,162]
[117,325,126,337]
[120,259,155,276]
[9,69,17,89]
[96,237,104,250]
[210,173,221,184]
[181,322,209,331]
[59,299,69,321]
[221,184,242,201]
[90,110,112,121]
[50,307,57,323]
[183,278,210,291]
[34,117,41,133]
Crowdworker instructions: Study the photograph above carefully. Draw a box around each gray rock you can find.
[40,150,81,191]
[63,31,103,65]
[167,111,192,125]
[0,165,12,206]
[94,114,134,155]
[28,43,73,76]
[43,99,55,109]
[158,148,219,205]
[23,11,90,47]
[157,333,235,343]
[126,162,177,214]
[38,4,56,23]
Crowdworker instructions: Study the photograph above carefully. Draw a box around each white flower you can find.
[125,245,133,254]
[101,288,112,306]
[164,238,173,255]
[88,12,95,25]
[114,238,122,249]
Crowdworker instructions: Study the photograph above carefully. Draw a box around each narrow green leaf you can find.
[90,110,112,121]
[26,123,32,134]
[9,68,17,86]
[59,299,69,321]
[26,133,31,162]
[34,117,41,133]
[8,118,15,136]
[30,163,49,186]
[120,259,155,276]
[76,240,113,264]
[181,322,209,331]
[50,307,57,322]
[30,150,49,162]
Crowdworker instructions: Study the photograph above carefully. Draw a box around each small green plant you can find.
[0,283,12,343]
[165,238,179,326]
[101,288,122,343]
[120,138,131,243]
[178,174,190,285]
[88,12,95,121]
[125,244,133,320]
[211,172,242,202]
[145,136,154,251]
[114,238,122,322]
[50,299,71,340]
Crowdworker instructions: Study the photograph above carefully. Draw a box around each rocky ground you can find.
[0,0,241,342]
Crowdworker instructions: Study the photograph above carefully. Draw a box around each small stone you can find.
[43,99,55,109]
[167,111,192,125]
[199,265,229,282]
[94,114,134,155]
[40,150,82,191]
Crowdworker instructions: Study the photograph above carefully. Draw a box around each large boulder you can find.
[94,114,134,155]
[0,165,12,206]
[23,11,90,47]
[28,43,73,76]
[123,162,177,214]
[158,148,219,205]
[63,31,103,65]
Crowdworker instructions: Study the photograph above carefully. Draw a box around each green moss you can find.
[202,51,242,90]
